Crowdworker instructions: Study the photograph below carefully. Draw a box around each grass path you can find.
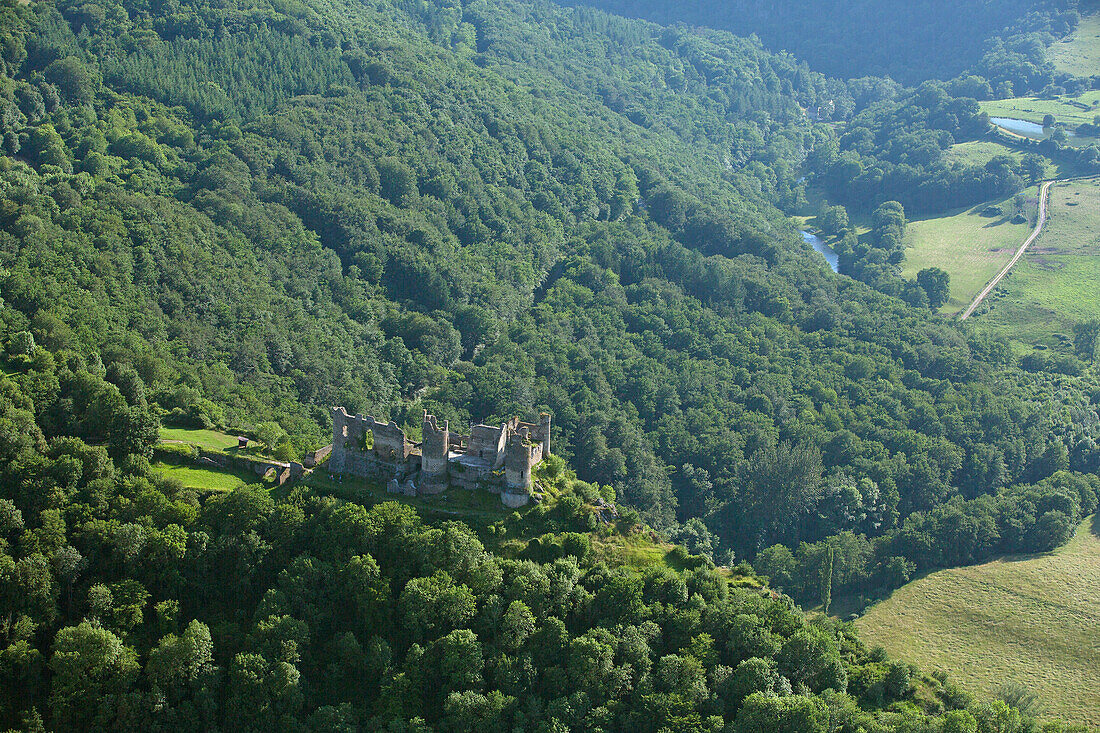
[960,180,1051,319]
[855,517,1100,727]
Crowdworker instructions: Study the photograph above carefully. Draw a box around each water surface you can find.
[801,230,839,273]
[990,116,1075,138]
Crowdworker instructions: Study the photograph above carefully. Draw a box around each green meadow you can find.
[943,140,1024,168]
[1048,13,1100,78]
[975,177,1100,343]
[856,517,1100,728]
[151,460,253,492]
[159,427,243,451]
[901,186,1039,315]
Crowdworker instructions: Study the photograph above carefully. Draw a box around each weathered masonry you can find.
[329,407,550,507]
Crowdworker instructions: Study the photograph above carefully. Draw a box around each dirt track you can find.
[959,180,1052,320]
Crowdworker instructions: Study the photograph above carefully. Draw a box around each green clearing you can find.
[1048,13,1100,78]
[854,517,1100,728]
[981,91,1100,130]
[974,177,1100,344]
[151,460,252,492]
[942,141,1064,177]
[592,532,670,568]
[943,140,1024,168]
[900,186,1039,314]
[159,427,242,451]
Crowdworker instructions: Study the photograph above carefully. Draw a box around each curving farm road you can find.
[959,180,1052,320]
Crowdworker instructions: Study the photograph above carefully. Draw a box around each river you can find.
[801,230,839,273]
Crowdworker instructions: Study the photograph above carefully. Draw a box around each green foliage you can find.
[917,267,952,309]
[0,0,1095,727]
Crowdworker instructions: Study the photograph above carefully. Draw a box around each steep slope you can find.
[555,0,1077,86]
[1,0,1099,566]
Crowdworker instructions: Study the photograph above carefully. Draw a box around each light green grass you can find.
[152,460,251,492]
[942,142,1061,178]
[981,91,1100,130]
[975,178,1100,343]
[593,532,671,569]
[855,517,1100,728]
[942,140,1021,168]
[901,186,1039,314]
[159,427,241,451]
[1048,14,1100,78]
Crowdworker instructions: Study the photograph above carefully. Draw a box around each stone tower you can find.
[421,410,449,492]
[538,412,551,456]
[504,426,541,493]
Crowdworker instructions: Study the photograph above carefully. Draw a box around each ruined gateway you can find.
[329,407,551,507]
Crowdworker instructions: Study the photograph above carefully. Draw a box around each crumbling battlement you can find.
[330,406,551,507]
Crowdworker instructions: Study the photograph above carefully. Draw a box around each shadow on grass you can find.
[829,565,943,619]
[1091,512,1100,538]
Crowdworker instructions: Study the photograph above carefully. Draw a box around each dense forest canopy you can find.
[555,0,1082,86]
[1,0,1099,727]
[2,0,1099,572]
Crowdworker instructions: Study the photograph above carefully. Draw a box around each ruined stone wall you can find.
[302,444,332,468]
[331,406,415,479]
[468,423,507,468]
[515,413,551,459]
[332,406,549,507]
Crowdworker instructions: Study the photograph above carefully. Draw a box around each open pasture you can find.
[901,186,1039,314]
[975,177,1100,342]
[1048,13,1100,78]
[856,517,1100,728]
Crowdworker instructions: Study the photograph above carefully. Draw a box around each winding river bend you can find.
[801,230,840,273]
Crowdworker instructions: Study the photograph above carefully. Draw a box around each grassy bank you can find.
[855,516,1100,728]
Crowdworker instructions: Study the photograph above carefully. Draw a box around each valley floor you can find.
[900,186,1038,315]
[974,177,1100,345]
[855,516,1100,728]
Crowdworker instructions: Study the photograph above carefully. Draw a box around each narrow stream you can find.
[801,230,839,273]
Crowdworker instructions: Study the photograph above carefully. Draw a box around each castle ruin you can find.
[329,407,550,507]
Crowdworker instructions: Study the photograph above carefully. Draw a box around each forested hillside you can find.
[3,0,1100,583]
[556,0,1081,85]
[1,0,1100,726]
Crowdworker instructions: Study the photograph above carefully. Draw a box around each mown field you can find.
[159,427,242,451]
[900,185,1039,314]
[981,91,1100,130]
[855,517,1100,728]
[975,177,1100,343]
[151,460,252,492]
[1048,13,1100,78]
